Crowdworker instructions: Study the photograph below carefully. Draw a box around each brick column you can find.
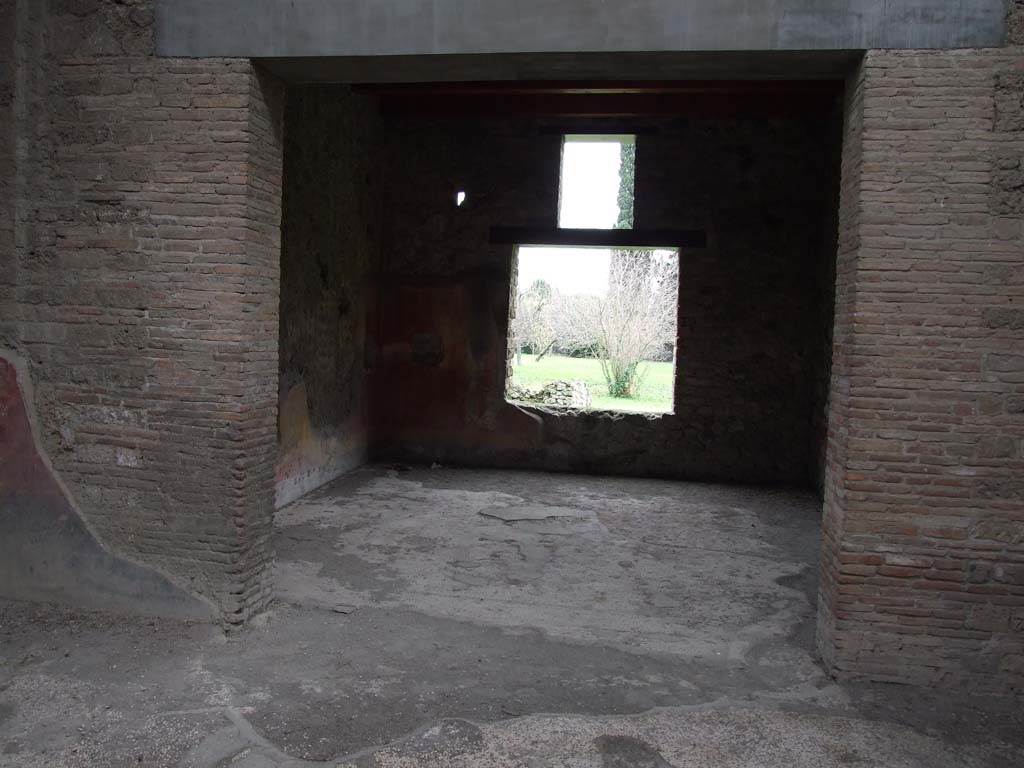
[4,1,284,622]
[818,49,1024,690]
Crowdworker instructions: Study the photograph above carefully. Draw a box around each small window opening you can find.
[559,135,635,229]
[507,134,676,415]
[456,190,466,207]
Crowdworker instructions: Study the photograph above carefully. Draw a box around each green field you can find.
[509,354,674,413]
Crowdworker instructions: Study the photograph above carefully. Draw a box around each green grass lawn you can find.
[509,354,674,414]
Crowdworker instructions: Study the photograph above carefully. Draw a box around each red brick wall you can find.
[818,49,1024,690]
[817,60,866,677]
[1,1,284,622]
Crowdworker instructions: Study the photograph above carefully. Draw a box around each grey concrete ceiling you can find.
[156,0,1007,60]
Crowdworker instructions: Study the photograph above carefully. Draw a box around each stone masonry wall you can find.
[0,0,15,348]
[818,49,1024,690]
[276,86,379,507]
[0,0,284,622]
[1010,1,1024,47]
[633,111,840,487]
[369,110,840,485]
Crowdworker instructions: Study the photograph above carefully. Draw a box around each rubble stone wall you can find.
[370,111,841,486]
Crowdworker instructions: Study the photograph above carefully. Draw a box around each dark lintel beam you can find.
[490,227,706,249]
[356,79,842,96]
[378,91,835,118]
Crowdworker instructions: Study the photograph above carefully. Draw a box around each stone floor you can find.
[1,465,1022,767]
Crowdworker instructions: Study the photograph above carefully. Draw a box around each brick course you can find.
[818,49,1024,690]
[2,0,283,621]
[2,0,1022,690]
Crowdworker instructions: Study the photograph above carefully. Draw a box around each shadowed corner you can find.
[0,353,214,621]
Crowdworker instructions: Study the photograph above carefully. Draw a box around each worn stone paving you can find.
[1,466,1022,767]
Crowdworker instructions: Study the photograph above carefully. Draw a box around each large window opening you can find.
[506,135,679,415]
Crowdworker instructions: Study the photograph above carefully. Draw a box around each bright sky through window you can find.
[558,136,632,229]
[517,246,677,298]
[522,136,635,296]
[517,246,610,296]
[509,136,676,414]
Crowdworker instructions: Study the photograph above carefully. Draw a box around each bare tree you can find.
[509,279,556,365]
[512,141,677,399]
[553,251,678,398]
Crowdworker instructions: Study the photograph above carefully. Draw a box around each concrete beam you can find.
[156,0,1007,58]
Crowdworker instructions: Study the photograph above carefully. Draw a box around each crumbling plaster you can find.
[0,352,213,618]
[276,85,380,507]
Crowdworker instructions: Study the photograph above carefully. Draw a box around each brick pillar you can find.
[4,1,284,622]
[818,49,1024,690]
